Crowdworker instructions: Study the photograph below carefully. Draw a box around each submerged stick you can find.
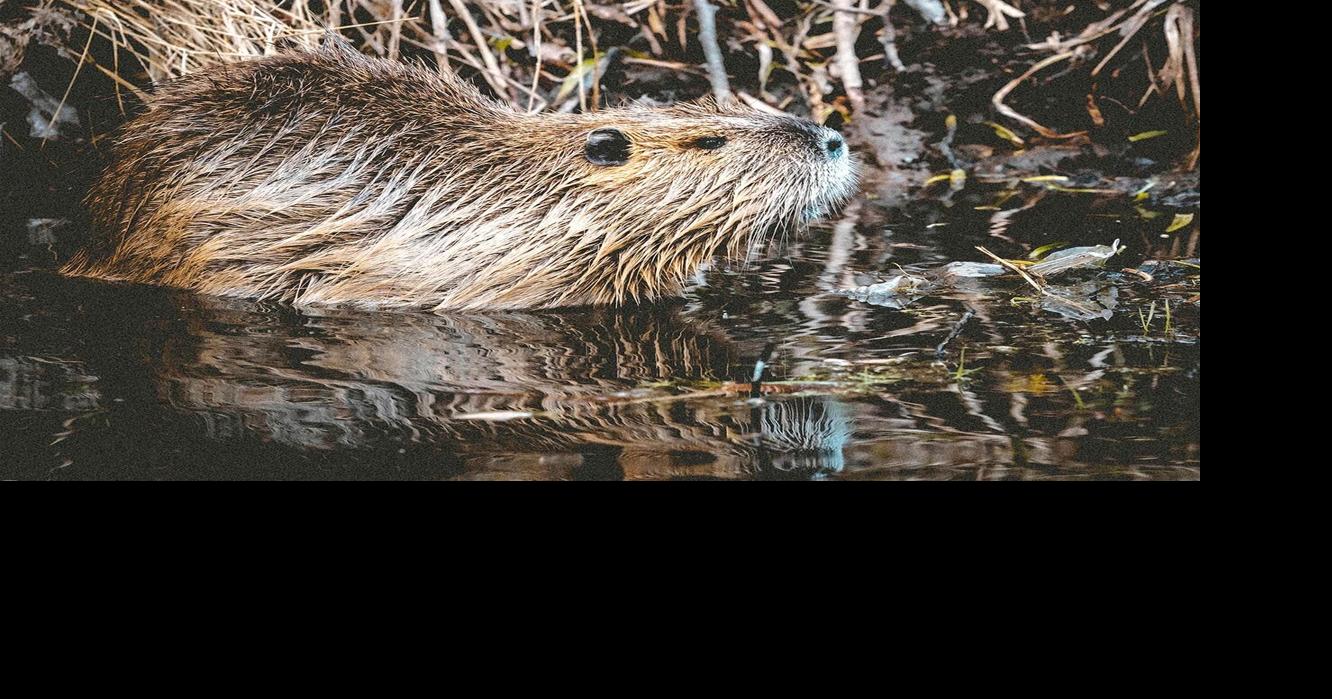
[936,308,976,358]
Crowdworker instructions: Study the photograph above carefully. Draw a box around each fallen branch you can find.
[992,51,1087,140]
[877,5,906,72]
[831,0,865,113]
[447,0,508,97]
[693,0,733,103]
[974,0,1024,31]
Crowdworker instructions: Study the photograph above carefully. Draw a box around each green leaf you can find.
[1028,242,1070,260]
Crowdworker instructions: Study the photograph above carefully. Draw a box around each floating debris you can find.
[8,72,79,140]
[838,272,932,309]
[1038,282,1119,321]
[940,261,1006,279]
[26,218,68,246]
[1026,239,1123,277]
[840,239,1147,320]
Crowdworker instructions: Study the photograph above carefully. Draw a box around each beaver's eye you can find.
[586,128,631,166]
[693,136,727,150]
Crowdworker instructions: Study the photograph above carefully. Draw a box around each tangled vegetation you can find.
[3,1,1197,145]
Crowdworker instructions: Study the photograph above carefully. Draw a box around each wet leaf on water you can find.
[1165,212,1195,232]
[982,120,1025,147]
[1004,373,1054,394]
[1027,240,1123,277]
[1128,130,1168,142]
[1039,283,1119,321]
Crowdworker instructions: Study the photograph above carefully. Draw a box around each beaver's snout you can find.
[824,132,845,158]
[781,119,846,160]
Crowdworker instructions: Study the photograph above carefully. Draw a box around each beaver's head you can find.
[468,101,858,307]
[577,101,857,223]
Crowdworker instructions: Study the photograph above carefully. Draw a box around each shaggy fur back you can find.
[63,35,858,310]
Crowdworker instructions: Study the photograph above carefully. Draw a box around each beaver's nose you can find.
[825,133,845,158]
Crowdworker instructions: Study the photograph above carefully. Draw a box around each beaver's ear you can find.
[586,128,631,166]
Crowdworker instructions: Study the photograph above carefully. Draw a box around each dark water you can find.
[0,185,1199,480]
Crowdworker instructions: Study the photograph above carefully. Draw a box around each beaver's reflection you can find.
[148,297,854,479]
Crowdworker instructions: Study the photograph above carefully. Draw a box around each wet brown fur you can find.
[62,35,858,310]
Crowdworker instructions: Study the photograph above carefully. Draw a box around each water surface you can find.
[1,185,1199,480]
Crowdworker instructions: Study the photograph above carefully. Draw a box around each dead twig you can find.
[992,51,1087,140]
[974,0,1024,31]
[446,0,508,97]
[975,246,1045,294]
[693,0,733,103]
[831,0,865,113]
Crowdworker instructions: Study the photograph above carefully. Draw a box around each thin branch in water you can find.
[975,246,1045,294]
[936,308,976,358]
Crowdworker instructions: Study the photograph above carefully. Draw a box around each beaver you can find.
[61,34,858,310]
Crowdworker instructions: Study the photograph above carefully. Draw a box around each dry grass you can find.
[19,1,1197,162]
[51,0,1039,121]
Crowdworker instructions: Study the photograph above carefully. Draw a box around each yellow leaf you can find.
[1128,130,1168,142]
[982,121,1025,147]
[556,54,603,101]
[1165,213,1195,233]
